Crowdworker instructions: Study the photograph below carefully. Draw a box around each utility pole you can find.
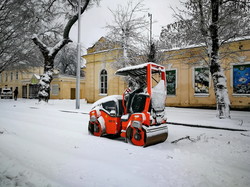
[76,0,81,109]
[148,13,155,62]
[148,13,152,46]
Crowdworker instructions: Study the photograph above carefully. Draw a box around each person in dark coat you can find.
[14,87,18,100]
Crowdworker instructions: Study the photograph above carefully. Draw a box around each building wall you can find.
[50,76,85,100]
[84,45,126,103]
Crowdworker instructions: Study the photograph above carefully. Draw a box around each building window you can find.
[5,73,8,82]
[51,84,59,95]
[16,71,18,80]
[166,70,177,95]
[22,85,27,98]
[10,72,13,81]
[28,85,39,99]
[233,64,250,95]
[194,67,209,95]
[100,69,107,94]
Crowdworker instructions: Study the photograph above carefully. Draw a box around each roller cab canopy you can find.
[115,62,166,77]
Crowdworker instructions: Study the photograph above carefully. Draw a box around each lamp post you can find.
[147,13,155,62]
[148,13,152,46]
[76,0,81,109]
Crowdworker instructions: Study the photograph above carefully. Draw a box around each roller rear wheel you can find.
[88,121,103,137]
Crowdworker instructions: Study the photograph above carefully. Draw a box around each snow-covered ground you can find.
[0,99,250,187]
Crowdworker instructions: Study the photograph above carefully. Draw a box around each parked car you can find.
[1,88,13,99]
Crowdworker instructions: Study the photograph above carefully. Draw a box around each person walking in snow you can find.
[14,87,18,101]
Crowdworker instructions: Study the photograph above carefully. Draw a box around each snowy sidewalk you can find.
[165,107,250,131]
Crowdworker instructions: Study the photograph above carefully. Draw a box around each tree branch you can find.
[50,39,71,57]
[171,136,195,144]
[31,35,49,56]
[63,0,90,39]
[45,0,57,13]
[198,0,209,38]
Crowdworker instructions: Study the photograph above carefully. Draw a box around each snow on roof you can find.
[161,36,250,53]
[33,74,40,79]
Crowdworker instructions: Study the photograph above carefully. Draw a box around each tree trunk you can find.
[209,0,230,118]
[148,43,156,62]
[38,69,53,102]
[38,53,57,102]
[32,37,71,102]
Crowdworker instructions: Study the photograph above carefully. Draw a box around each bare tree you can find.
[105,0,151,68]
[31,0,99,102]
[55,43,85,76]
[104,0,171,71]
[0,0,43,73]
[160,0,250,119]
[55,44,77,76]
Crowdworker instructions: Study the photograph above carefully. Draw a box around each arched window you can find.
[100,69,107,94]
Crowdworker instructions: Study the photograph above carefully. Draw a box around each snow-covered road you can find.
[0,99,250,187]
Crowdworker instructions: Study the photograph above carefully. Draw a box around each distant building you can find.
[0,67,85,99]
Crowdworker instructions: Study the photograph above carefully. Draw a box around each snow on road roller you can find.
[88,62,168,147]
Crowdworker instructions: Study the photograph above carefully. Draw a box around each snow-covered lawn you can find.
[0,99,250,187]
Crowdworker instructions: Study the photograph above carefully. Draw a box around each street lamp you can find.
[148,13,152,46]
[76,0,81,109]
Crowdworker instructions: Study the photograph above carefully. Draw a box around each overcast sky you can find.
[69,0,182,51]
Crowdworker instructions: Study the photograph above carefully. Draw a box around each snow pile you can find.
[151,80,166,112]
[151,80,167,123]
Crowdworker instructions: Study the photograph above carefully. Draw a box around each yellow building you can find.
[1,37,249,110]
[163,38,250,109]
[0,67,85,100]
[83,37,126,103]
[83,37,250,110]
